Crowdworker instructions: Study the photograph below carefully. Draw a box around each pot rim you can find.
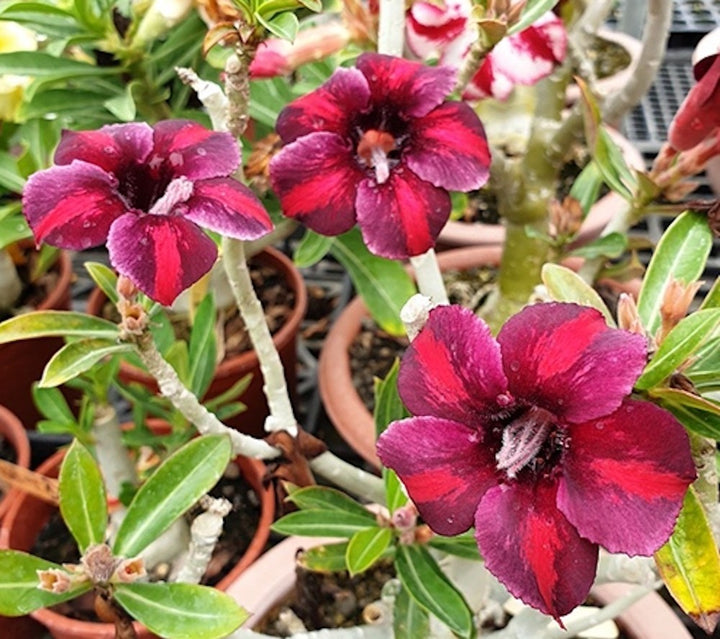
[0,405,31,521]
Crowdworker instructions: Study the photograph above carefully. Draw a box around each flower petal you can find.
[497,303,647,423]
[107,214,217,306]
[405,101,491,191]
[463,56,515,101]
[475,480,598,620]
[356,52,455,118]
[185,177,273,240]
[405,0,474,69]
[270,131,362,236]
[54,123,154,174]
[376,415,498,535]
[151,119,240,180]
[23,161,127,250]
[399,305,507,423]
[669,54,720,151]
[276,67,371,143]
[355,166,450,259]
[558,398,695,555]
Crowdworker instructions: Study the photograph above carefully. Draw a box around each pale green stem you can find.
[92,403,136,500]
[377,0,405,56]
[410,250,449,306]
[222,237,298,436]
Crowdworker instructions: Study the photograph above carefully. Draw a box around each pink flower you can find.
[23,120,272,305]
[406,5,567,100]
[269,53,491,259]
[377,303,695,620]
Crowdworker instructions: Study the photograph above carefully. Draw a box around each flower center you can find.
[496,406,556,479]
[148,176,194,217]
[357,129,397,185]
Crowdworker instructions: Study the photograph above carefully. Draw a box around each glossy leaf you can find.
[32,385,75,424]
[271,510,379,538]
[256,11,299,42]
[297,542,349,573]
[59,440,107,552]
[0,2,80,38]
[636,310,720,390]
[285,485,377,521]
[429,533,482,561]
[346,526,393,576]
[114,582,247,639]
[0,311,119,343]
[294,230,334,268]
[394,585,430,639]
[0,550,91,616]
[188,293,217,397]
[700,277,720,310]
[570,232,627,260]
[113,435,232,557]
[508,0,558,34]
[541,264,615,326]
[592,127,637,201]
[331,229,416,336]
[655,487,720,634]
[651,388,720,440]
[0,151,25,192]
[40,338,132,387]
[395,544,474,639]
[637,211,713,336]
[84,262,119,304]
[569,161,603,215]
[0,51,120,77]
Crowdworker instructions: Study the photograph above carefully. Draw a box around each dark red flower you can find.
[377,303,695,620]
[23,120,272,305]
[269,53,491,259]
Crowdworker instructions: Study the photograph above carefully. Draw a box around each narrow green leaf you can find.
[297,542,349,573]
[271,510,378,538]
[40,338,132,387]
[429,533,482,561]
[114,582,247,639]
[256,10,298,41]
[651,388,720,440]
[637,211,713,336]
[331,229,416,336]
[508,0,558,34]
[59,440,107,552]
[570,232,627,260]
[346,527,393,576]
[188,293,218,397]
[0,550,91,615]
[84,262,119,304]
[0,209,32,249]
[103,85,137,122]
[394,586,430,639]
[113,435,232,557]
[541,264,615,325]
[636,310,720,390]
[700,277,720,310]
[655,487,720,634]
[32,385,76,424]
[0,311,119,343]
[19,88,110,120]
[285,485,377,521]
[592,127,637,201]
[0,2,80,37]
[384,470,408,513]
[294,230,334,268]
[396,544,474,639]
[0,51,119,77]
[569,161,603,215]
[0,150,25,192]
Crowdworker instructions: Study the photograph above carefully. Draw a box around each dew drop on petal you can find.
[139,237,148,246]
[169,152,183,166]
[196,147,207,156]
[509,361,520,372]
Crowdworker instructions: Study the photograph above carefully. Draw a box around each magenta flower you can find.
[23,120,272,305]
[377,303,695,620]
[269,53,491,259]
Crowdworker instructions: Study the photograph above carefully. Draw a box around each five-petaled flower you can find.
[377,302,695,620]
[23,120,272,305]
[269,52,491,260]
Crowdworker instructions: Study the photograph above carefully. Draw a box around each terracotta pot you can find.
[226,535,691,639]
[0,405,31,522]
[0,250,74,435]
[438,130,645,250]
[0,443,275,639]
[87,247,307,439]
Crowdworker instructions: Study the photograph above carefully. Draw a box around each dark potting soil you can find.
[29,470,262,621]
[256,557,396,636]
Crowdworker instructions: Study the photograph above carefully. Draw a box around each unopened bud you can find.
[617,293,645,336]
[658,278,702,343]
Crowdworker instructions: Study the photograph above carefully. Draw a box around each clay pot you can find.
[0,405,31,522]
[438,130,645,250]
[87,247,307,438]
[0,443,275,639]
[0,250,74,437]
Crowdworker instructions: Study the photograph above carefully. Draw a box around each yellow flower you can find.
[0,21,37,122]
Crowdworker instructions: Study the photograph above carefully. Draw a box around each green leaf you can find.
[508,0,559,34]
[541,264,615,325]
[40,338,132,387]
[296,0,322,11]
[346,527,393,576]
[256,10,298,41]
[0,205,32,249]
[271,510,379,538]
[569,161,603,215]
[0,311,119,343]
[0,550,91,616]
[114,582,247,639]
[285,485,377,521]
[84,262,119,304]
[395,544,474,639]
[429,533,482,561]
[294,230,334,268]
[103,84,137,122]
[188,293,218,397]
[0,51,119,77]
[113,434,232,557]
[0,2,80,38]
[331,229,416,336]
[636,310,720,390]
[394,585,430,639]
[32,385,76,424]
[637,211,713,336]
[651,388,720,440]
[570,232,627,260]
[700,277,720,310]
[249,76,295,128]
[0,150,25,192]
[592,127,637,201]
[59,440,107,552]
[655,487,720,634]
[19,88,110,120]
[297,542,350,572]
